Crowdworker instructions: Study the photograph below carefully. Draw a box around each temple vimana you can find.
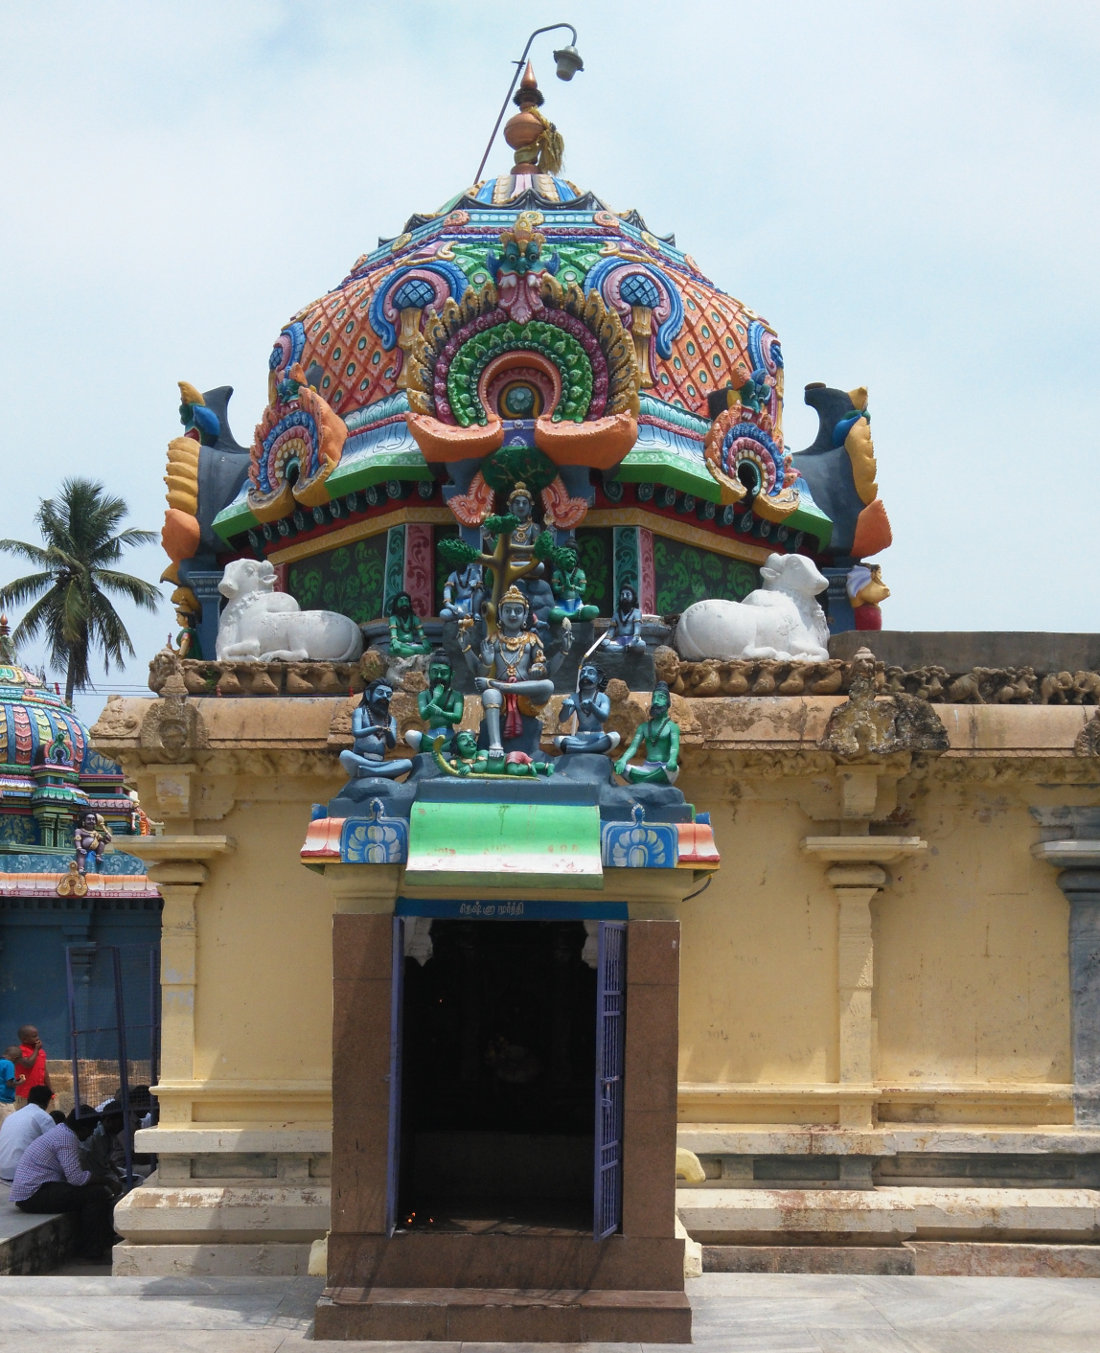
[76,50,1100,1344]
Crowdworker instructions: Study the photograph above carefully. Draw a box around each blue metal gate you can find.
[64,941,160,1189]
[593,921,626,1239]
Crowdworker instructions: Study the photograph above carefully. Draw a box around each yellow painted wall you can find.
[875,778,1070,1090]
[103,693,1096,1134]
[191,790,335,1086]
[677,776,837,1088]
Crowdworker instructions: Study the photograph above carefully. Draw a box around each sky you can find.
[2,0,1098,724]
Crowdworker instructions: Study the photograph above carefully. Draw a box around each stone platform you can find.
[5,1272,1100,1351]
[0,1201,76,1275]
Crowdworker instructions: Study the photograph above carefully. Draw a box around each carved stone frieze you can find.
[148,654,364,699]
[1075,711,1100,757]
[930,757,1099,785]
[138,692,209,764]
[653,643,1100,707]
[90,695,143,751]
[655,646,847,699]
[821,660,948,761]
[148,644,1100,711]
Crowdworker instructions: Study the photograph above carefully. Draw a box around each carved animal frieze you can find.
[147,657,362,698]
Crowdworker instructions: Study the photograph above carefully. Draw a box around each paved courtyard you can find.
[0,1271,1099,1351]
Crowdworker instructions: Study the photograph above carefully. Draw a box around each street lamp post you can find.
[473,23,584,185]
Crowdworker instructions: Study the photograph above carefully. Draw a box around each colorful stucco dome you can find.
[268,177,778,440]
[0,626,88,773]
[162,67,890,646]
[0,617,148,854]
[204,83,822,556]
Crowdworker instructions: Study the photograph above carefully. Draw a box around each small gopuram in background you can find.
[95,46,1100,1344]
[0,617,161,1099]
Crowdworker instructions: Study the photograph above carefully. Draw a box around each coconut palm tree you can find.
[0,477,161,705]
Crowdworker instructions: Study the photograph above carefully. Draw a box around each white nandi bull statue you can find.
[675,553,830,662]
[215,558,364,663]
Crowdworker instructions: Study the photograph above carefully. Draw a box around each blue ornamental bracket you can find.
[600,803,678,869]
[339,798,409,865]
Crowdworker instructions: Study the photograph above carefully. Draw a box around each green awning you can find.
[405,799,603,891]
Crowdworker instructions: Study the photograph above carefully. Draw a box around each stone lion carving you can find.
[675,553,830,662]
[215,558,364,663]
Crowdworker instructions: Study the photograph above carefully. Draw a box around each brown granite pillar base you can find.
[319,915,688,1342]
[315,1282,691,1342]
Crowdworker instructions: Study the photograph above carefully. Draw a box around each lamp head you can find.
[553,45,584,81]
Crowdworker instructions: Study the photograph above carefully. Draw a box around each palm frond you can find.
[91,568,163,610]
[0,572,57,612]
[0,540,54,569]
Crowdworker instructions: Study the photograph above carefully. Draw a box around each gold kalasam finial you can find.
[503,64,564,175]
[515,60,544,107]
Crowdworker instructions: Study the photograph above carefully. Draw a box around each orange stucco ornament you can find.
[406,413,505,463]
[532,409,638,468]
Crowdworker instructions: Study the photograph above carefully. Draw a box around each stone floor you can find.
[1,1271,1099,1351]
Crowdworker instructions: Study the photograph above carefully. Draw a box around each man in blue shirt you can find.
[11,1106,116,1261]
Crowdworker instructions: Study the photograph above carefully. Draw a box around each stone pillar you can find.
[152,863,204,1125]
[121,837,234,1127]
[1061,869,1100,1126]
[803,836,926,1130]
[1031,807,1100,1126]
[830,863,886,1127]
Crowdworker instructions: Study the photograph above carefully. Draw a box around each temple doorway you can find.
[396,918,606,1233]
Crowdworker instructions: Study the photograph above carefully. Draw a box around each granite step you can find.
[0,1202,76,1275]
[702,1240,1100,1278]
[703,1243,914,1275]
[315,1284,693,1342]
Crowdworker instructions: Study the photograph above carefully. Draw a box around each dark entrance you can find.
[397,919,598,1232]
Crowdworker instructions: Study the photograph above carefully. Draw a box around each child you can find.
[15,1025,50,1106]
[0,1045,20,1119]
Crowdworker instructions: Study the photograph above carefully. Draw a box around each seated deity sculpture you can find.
[459,584,558,759]
[386,591,432,658]
[549,545,599,624]
[606,583,646,653]
[503,482,540,563]
[339,679,413,780]
[554,662,620,755]
[74,811,112,874]
[614,682,680,784]
[405,656,465,753]
[440,562,485,621]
